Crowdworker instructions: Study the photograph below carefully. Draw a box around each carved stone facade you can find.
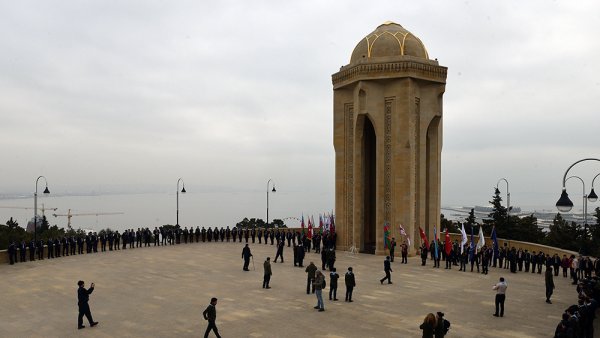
[333,22,447,255]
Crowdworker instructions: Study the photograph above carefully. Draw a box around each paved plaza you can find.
[0,241,592,337]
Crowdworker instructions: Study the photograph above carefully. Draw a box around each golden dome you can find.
[350,22,429,63]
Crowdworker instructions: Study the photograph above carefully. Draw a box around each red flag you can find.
[418,227,429,247]
[307,216,313,239]
[444,228,452,256]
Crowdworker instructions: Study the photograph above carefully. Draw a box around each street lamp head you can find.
[556,189,574,213]
[181,187,186,193]
[272,186,276,193]
[43,186,50,194]
[588,188,598,202]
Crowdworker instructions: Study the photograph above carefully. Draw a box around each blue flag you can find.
[469,226,475,262]
[491,226,499,260]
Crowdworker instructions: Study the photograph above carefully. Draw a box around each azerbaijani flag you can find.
[307,216,313,239]
[319,214,323,234]
[383,223,390,249]
[469,225,475,261]
[330,213,335,234]
[301,214,305,234]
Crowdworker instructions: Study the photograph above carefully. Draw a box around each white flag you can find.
[476,226,485,252]
[460,223,468,254]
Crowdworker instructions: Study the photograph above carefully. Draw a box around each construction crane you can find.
[0,204,58,217]
[52,209,124,229]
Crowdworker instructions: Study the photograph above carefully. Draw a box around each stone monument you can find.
[332,22,447,255]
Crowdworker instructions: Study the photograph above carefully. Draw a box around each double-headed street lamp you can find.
[266,179,276,226]
[34,176,50,242]
[555,158,600,240]
[176,178,186,227]
[495,178,510,227]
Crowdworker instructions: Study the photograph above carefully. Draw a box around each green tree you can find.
[271,219,286,228]
[484,188,509,237]
[512,214,544,243]
[589,207,600,256]
[544,213,581,251]
[440,214,458,233]
[463,208,478,234]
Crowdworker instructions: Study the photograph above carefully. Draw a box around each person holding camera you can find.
[77,280,98,329]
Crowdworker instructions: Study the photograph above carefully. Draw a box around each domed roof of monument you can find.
[350,21,429,63]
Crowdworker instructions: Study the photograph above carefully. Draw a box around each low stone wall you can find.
[446,233,580,258]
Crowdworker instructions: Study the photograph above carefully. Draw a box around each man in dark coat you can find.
[329,268,339,301]
[345,267,356,302]
[274,240,284,263]
[202,297,221,338]
[545,266,554,304]
[29,240,36,261]
[37,239,44,260]
[77,280,98,329]
[19,240,27,262]
[241,244,252,271]
[305,262,317,294]
[8,240,16,264]
[263,257,272,289]
[380,256,392,284]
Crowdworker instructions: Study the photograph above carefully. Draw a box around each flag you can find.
[476,226,485,252]
[469,225,475,261]
[319,214,323,234]
[330,213,335,234]
[307,216,313,239]
[383,223,390,249]
[301,214,305,234]
[418,227,429,248]
[433,226,439,259]
[460,223,468,254]
[444,228,451,256]
[491,226,499,260]
[399,224,411,247]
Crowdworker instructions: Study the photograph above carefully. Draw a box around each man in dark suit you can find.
[241,244,252,271]
[8,240,16,264]
[29,240,36,261]
[202,297,221,338]
[274,240,284,263]
[380,256,393,284]
[19,240,27,262]
[263,257,272,289]
[77,280,98,329]
[345,267,356,302]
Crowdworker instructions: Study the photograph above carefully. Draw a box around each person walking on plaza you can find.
[313,271,325,312]
[241,244,252,271]
[545,266,554,304]
[492,277,507,317]
[329,268,339,301]
[274,240,284,263]
[380,256,393,284]
[419,313,436,338]
[305,262,317,294]
[263,257,272,289]
[345,267,356,302]
[203,297,221,338]
[77,280,98,329]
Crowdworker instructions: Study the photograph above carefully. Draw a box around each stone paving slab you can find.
[0,241,592,337]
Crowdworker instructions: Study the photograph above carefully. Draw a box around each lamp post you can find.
[556,158,600,213]
[176,178,186,227]
[496,178,510,228]
[588,173,600,202]
[266,179,276,227]
[34,176,50,242]
[566,176,587,227]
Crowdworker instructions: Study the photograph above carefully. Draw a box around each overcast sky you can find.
[1,1,600,224]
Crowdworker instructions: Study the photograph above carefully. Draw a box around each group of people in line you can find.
[6,225,337,265]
